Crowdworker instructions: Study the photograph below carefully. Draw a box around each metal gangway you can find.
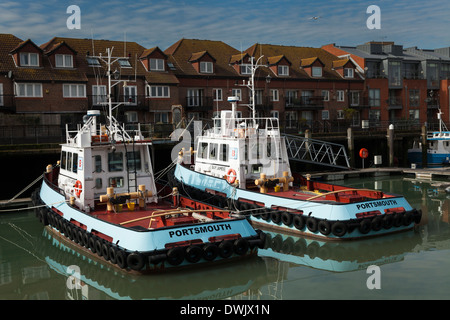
[283,134,351,169]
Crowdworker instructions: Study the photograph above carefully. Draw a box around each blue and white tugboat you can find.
[408,110,450,168]
[31,48,264,273]
[170,56,422,240]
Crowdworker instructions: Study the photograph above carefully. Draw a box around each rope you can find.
[6,173,43,203]
[0,199,69,213]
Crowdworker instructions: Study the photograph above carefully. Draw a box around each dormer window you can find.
[150,58,165,71]
[200,61,213,73]
[278,65,289,76]
[240,64,252,75]
[344,68,354,78]
[312,66,322,77]
[20,52,38,67]
[55,54,73,68]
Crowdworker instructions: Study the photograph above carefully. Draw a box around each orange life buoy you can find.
[74,180,82,197]
[227,168,237,184]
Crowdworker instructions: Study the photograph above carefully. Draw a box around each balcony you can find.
[285,96,324,110]
[88,95,150,111]
[387,97,403,110]
[185,96,213,112]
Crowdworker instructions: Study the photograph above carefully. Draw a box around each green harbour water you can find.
[0,175,449,301]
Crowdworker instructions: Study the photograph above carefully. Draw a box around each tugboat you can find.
[31,48,264,273]
[170,56,422,240]
[408,110,450,168]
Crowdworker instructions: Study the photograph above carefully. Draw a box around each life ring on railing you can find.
[74,180,82,197]
[227,168,237,184]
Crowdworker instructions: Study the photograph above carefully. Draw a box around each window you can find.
[118,59,131,68]
[200,61,213,73]
[0,84,3,106]
[322,90,329,101]
[187,89,202,106]
[109,177,124,188]
[94,155,102,173]
[126,151,141,171]
[20,52,38,67]
[72,153,78,173]
[199,142,208,159]
[16,83,42,97]
[220,144,228,162]
[61,151,67,170]
[270,89,279,101]
[369,89,381,107]
[344,68,354,78]
[278,65,289,76]
[312,66,322,77]
[55,54,73,68]
[213,88,222,101]
[409,89,420,107]
[150,58,165,71]
[285,111,298,128]
[350,91,360,106]
[92,85,106,105]
[60,151,79,173]
[337,110,345,119]
[389,61,401,86]
[209,143,218,160]
[155,112,169,123]
[87,57,101,67]
[231,89,241,100]
[63,84,86,98]
[409,109,419,121]
[148,86,169,98]
[124,86,137,104]
[108,152,123,172]
[125,111,138,123]
[240,64,252,75]
[337,90,345,102]
[322,110,329,120]
[369,110,380,122]
[270,110,279,118]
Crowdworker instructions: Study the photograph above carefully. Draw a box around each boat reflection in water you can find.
[41,226,268,300]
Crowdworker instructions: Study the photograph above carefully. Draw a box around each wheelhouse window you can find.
[109,177,124,188]
[220,144,228,162]
[108,152,123,172]
[126,151,141,171]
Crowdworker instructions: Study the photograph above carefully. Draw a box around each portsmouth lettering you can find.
[169,224,232,238]
[356,199,398,210]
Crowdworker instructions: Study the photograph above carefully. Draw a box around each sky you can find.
[1,0,450,51]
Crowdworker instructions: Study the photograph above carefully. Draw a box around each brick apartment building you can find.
[1,34,450,143]
[322,41,450,129]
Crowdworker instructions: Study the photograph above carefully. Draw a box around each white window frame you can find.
[16,83,42,97]
[344,68,354,78]
[337,110,345,119]
[278,65,289,76]
[125,111,138,123]
[92,85,106,105]
[322,110,329,120]
[55,54,73,68]
[213,88,222,101]
[337,90,345,102]
[0,84,3,106]
[63,84,86,98]
[231,88,241,100]
[20,52,39,67]
[312,66,322,77]
[118,59,131,68]
[270,89,279,101]
[150,58,165,71]
[270,110,279,118]
[124,85,137,104]
[240,64,252,75]
[148,85,170,98]
[155,112,169,123]
[322,90,329,101]
[200,61,213,73]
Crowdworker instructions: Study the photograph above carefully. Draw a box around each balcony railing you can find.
[285,96,324,109]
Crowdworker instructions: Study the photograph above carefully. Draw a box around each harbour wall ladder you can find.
[283,134,351,169]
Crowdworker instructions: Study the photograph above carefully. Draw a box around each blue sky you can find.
[1,0,450,51]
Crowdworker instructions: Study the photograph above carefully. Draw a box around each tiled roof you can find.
[267,55,291,66]
[332,58,351,68]
[164,38,241,77]
[41,37,178,85]
[300,57,323,67]
[0,34,24,74]
[246,43,351,80]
